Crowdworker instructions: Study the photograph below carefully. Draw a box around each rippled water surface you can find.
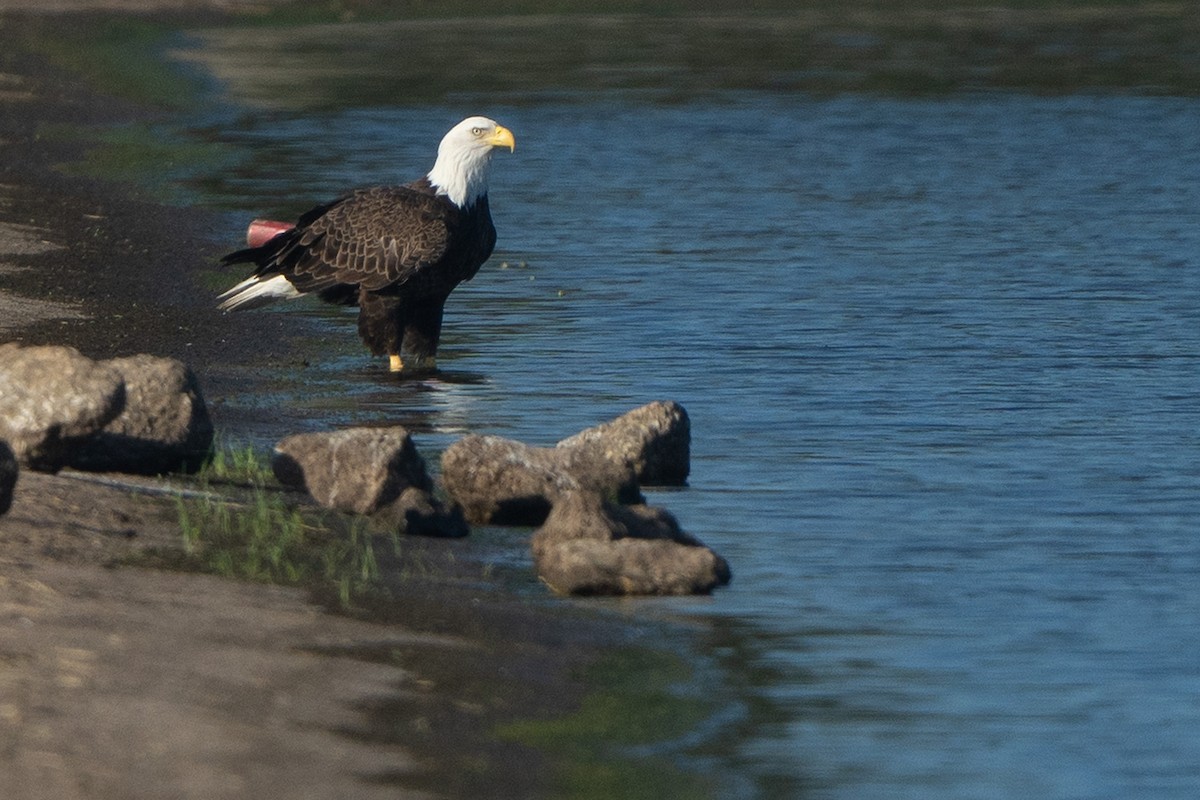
[163,28,1200,798]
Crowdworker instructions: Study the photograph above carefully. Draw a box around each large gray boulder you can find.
[0,343,125,472]
[68,354,213,475]
[531,491,731,596]
[273,427,465,536]
[440,434,643,526]
[0,440,16,515]
[556,400,690,485]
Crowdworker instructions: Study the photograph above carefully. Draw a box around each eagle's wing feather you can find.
[300,186,452,292]
[224,186,456,295]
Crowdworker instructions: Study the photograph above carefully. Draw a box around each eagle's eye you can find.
[471,126,484,136]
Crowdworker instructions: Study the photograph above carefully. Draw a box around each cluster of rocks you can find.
[0,342,729,596]
[0,343,214,487]
[440,401,730,596]
[268,401,730,596]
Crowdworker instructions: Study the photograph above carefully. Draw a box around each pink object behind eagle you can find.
[246,219,293,247]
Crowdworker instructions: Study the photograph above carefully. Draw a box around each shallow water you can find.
[152,21,1200,799]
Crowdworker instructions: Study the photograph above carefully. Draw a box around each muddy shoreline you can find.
[0,7,665,799]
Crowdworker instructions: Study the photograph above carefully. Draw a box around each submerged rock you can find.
[68,355,213,475]
[0,343,125,472]
[0,440,16,515]
[531,491,731,596]
[273,427,465,536]
[556,400,690,485]
[440,434,642,526]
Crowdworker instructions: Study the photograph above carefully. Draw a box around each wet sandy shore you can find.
[0,5,634,798]
[1,469,621,800]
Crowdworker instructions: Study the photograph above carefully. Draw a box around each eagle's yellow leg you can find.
[388,354,436,372]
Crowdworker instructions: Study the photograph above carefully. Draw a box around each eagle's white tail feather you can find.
[217,274,302,311]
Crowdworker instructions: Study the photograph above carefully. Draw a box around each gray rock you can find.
[0,440,16,515]
[556,400,690,485]
[68,354,214,475]
[531,491,731,596]
[440,434,643,526]
[0,343,125,472]
[273,427,464,535]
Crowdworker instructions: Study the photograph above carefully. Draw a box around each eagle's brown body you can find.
[220,180,495,362]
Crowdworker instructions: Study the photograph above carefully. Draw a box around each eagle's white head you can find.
[426,116,515,208]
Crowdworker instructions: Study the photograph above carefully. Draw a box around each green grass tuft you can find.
[167,434,392,607]
[174,488,385,603]
[200,439,276,487]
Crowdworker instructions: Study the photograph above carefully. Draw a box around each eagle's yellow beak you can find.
[489,125,515,153]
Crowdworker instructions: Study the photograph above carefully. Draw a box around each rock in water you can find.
[556,400,690,485]
[0,343,125,472]
[439,401,689,526]
[69,355,214,475]
[273,427,465,536]
[0,440,16,515]
[440,434,643,526]
[531,491,731,596]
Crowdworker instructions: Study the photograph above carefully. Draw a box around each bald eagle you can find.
[217,116,515,372]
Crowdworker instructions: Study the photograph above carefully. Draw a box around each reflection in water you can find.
[216,344,492,447]
[175,7,1200,110]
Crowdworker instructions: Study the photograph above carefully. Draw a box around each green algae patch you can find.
[496,647,718,800]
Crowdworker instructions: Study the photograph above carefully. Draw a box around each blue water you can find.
[185,86,1200,798]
